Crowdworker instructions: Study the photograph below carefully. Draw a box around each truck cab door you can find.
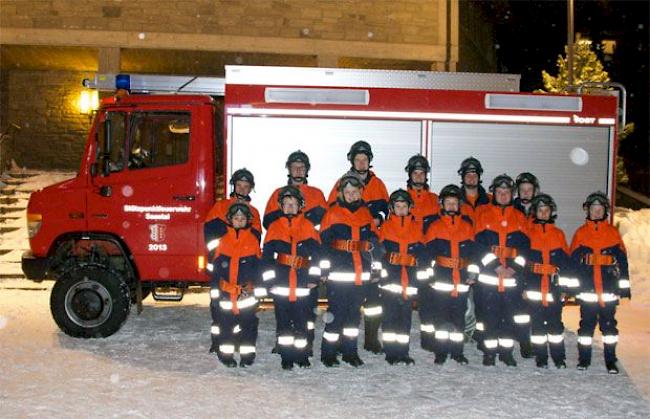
[88,109,201,281]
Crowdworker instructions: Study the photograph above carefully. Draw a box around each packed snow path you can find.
[1,290,648,418]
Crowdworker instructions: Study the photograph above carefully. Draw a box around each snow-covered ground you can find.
[1,172,649,418]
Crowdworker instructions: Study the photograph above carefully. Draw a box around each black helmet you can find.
[347,141,373,163]
[285,150,311,172]
[226,203,253,224]
[583,191,610,218]
[489,173,515,192]
[338,172,365,192]
[389,189,414,211]
[530,193,557,223]
[277,185,305,209]
[458,157,484,176]
[230,168,255,189]
[516,172,540,192]
[405,154,430,174]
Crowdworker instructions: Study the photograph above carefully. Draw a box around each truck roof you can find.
[101,94,214,108]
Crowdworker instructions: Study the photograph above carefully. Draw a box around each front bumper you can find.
[21,250,50,281]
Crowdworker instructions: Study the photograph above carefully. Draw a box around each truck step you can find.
[151,287,185,302]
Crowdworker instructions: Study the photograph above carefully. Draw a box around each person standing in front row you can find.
[320,173,383,367]
[570,191,631,374]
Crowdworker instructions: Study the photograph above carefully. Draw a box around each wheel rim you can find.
[64,276,113,328]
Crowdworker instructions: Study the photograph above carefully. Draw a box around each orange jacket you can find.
[263,184,327,229]
[327,171,389,220]
[380,214,425,299]
[204,196,262,242]
[527,222,571,306]
[408,187,440,232]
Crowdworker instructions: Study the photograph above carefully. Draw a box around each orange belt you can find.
[219,279,252,314]
[435,256,469,270]
[331,239,372,252]
[581,254,615,266]
[531,263,559,275]
[491,245,518,259]
[386,252,417,267]
[276,253,311,269]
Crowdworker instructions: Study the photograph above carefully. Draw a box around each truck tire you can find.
[50,264,130,338]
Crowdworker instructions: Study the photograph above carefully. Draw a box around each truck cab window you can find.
[128,112,190,170]
[97,112,126,172]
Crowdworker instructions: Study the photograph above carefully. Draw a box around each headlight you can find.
[27,213,42,238]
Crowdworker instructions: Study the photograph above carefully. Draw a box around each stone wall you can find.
[4,70,90,170]
[0,0,441,45]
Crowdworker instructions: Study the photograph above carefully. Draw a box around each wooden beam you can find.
[0,28,454,63]
[98,47,120,73]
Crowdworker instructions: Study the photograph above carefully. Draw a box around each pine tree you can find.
[541,41,633,185]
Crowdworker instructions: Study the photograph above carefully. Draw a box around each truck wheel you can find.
[50,264,130,338]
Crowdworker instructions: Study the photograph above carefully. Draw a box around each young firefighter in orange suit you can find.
[404,154,440,232]
[204,203,263,368]
[262,186,323,370]
[570,192,630,374]
[474,174,531,366]
[514,172,540,218]
[378,189,428,365]
[320,173,384,367]
[263,150,327,352]
[327,141,389,353]
[421,184,479,365]
[525,194,574,369]
[205,168,263,242]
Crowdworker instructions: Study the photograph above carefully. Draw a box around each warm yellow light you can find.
[198,255,206,271]
[79,90,99,114]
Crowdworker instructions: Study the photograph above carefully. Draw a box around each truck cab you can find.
[22,94,220,337]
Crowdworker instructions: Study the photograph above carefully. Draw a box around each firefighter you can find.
[262,186,322,370]
[320,173,383,367]
[514,172,540,218]
[457,157,490,351]
[422,184,478,365]
[404,154,440,232]
[263,150,327,229]
[457,156,491,221]
[475,174,531,366]
[327,141,389,353]
[263,150,327,352]
[204,168,263,242]
[525,194,574,369]
[205,203,263,368]
[378,189,427,365]
[570,191,630,374]
[327,141,389,225]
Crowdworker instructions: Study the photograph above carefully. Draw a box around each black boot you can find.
[451,354,469,365]
[386,356,400,365]
[296,359,311,368]
[499,352,517,367]
[606,362,619,374]
[482,354,496,366]
[364,317,383,354]
[520,341,533,359]
[219,357,238,368]
[321,355,340,367]
[434,353,447,365]
[578,343,592,370]
[281,360,294,370]
[535,357,548,369]
[400,355,415,365]
[342,353,365,367]
[239,355,255,368]
[577,360,590,371]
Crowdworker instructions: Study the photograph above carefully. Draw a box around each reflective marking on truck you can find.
[124,205,192,213]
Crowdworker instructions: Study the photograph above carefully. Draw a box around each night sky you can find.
[478,0,649,191]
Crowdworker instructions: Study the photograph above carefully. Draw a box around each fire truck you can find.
[21,66,621,338]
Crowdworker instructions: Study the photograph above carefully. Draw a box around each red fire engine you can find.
[21,66,621,337]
